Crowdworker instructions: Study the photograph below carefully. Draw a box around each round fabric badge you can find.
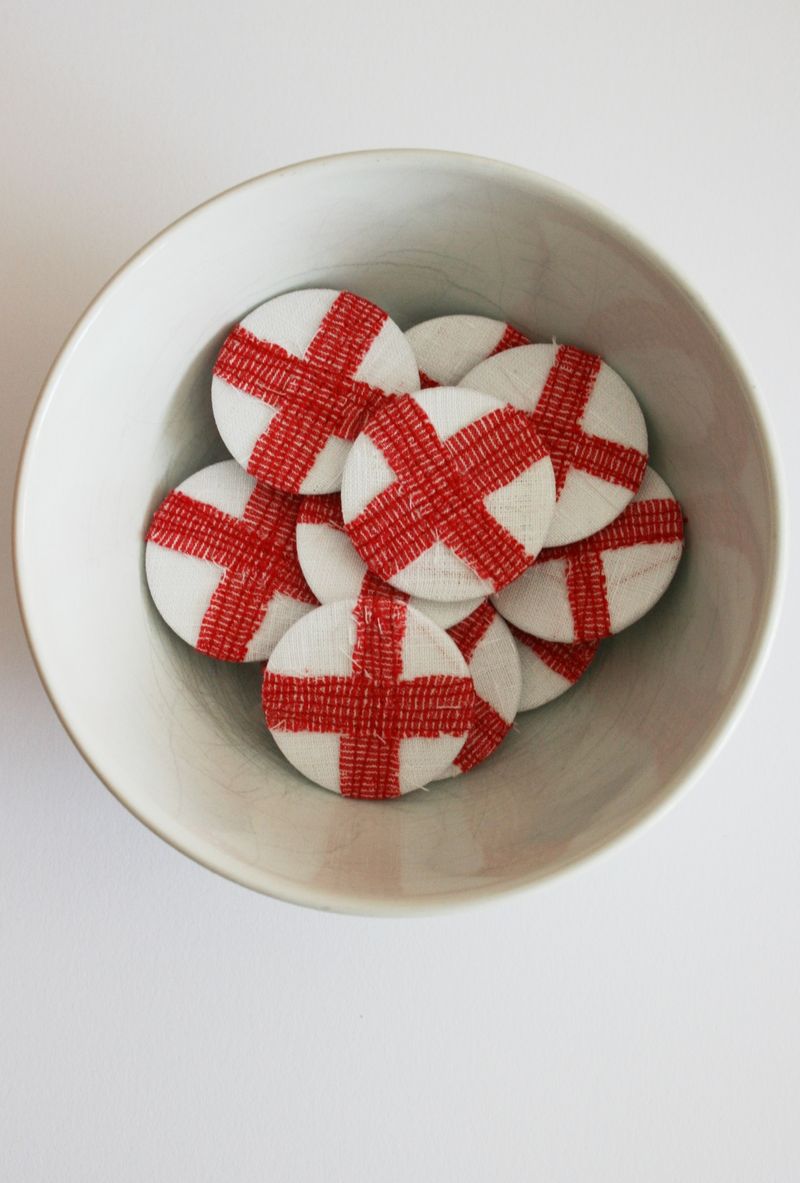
[492,467,684,642]
[509,625,599,712]
[433,602,521,779]
[406,314,530,387]
[212,288,419,495]
[295,493,484,629]
[462,342,648,547]
[341,386,556,602]
[262,595,474,798]
[145,460,317,661]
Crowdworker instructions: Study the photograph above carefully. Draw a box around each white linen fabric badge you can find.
[261,595,474,797]
[492,467,685,642]
[508,625,599,711]
[145,460,317,661]
[295,492,484,629]
[433,602,522,778]
[212,288,419,495]
[340,386,556,602]
[462,342,648,547]
[406,314,530,387]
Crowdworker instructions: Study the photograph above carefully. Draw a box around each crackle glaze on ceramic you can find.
[14,151,784,915]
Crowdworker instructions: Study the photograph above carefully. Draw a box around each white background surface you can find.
[2,2,799,1179]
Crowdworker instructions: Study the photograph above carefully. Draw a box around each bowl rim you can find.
[12,147,788,917]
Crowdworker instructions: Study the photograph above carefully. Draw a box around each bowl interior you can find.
[15,152,780,913]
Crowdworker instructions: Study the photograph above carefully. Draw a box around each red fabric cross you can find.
[262,595,474,798]
[508,625,599,683]
[147,483,316,662]
[418,321,529,388]
[492,322,530,356]
[447,599,495,662]
[296,492,345,529]
[345,395,549,590]
[446,601,511,773]
[213,292,394,493]
[537,496,685,641]
[532,345,648,496]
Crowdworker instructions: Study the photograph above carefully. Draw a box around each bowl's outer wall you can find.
[15,152,781,912]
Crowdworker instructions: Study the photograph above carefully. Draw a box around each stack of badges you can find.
[145,294,685,799]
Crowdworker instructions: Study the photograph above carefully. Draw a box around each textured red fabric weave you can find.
[146,484,316,661]
[453,697,511,774]
[490,322,529,357]
[532,345,648,495]
[508,626,599,683]
[295,492,345,528]
[345,394,548,589]
[446,600,511,774]
[447,599,495,661]
[213,292,391,492]
[539,497,685,641]
[262,596,474,798]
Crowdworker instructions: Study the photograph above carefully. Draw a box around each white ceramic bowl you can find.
[14,150,784,915]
